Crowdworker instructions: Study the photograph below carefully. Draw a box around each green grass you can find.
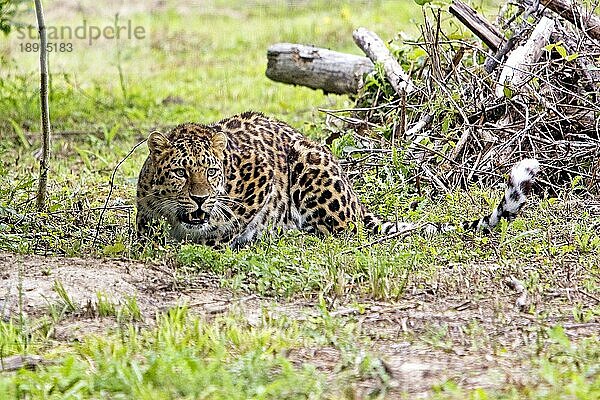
[0,0,599,398]
[1,307,329,399]
[1,304,598,399]
[94,291,142,321]
[430,327,600,399]
[172,191,600,300]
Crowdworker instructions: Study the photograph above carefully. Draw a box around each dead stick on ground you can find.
[352,27,416,95]
[506,275,529,312]
[34,0,50,211]
[92,139,147,247]
[0,355,46,372]
[405,114,433,138]
[449,127,472,162]
[341,226,419,254]
[405,114,434,162]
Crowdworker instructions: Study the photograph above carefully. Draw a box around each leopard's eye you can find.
[206,167,219,177]
[172,168,186,178]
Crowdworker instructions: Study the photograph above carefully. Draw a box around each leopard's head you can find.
[144,124,228,229]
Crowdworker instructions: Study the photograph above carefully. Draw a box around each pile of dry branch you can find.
[266,0,600,194]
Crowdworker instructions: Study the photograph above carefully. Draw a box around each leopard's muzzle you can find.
[180,208,209,225]
[180,194,210,225]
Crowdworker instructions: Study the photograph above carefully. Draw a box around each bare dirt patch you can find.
[1,251,598,398]
[1,252,249,325]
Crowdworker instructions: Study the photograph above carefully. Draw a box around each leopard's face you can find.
[143,126,228,230]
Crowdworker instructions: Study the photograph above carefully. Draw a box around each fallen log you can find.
[449,0,506,51]
[495,16,556,97]
[265,43,374,94]
[352,27,416,94]
[541,0,600,40]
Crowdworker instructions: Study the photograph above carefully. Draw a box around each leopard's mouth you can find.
[180,208,209,225]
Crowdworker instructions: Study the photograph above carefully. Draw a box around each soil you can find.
[1,251,597,398]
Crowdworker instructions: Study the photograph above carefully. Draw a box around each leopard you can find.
[136,111,540,249]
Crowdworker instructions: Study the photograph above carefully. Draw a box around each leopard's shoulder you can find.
[210,112,303,146]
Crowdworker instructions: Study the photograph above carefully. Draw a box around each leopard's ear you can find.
[211,132,228,158]
[147,131,170,159]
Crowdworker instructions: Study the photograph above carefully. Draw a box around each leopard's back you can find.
[210,112,368,246]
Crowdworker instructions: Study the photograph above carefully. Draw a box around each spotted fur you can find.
[136,112,539,248]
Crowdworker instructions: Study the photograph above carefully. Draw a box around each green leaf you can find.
[570,175,583,190]
[74,146,92,170]
[565,52,579,62]
[103,241,126,255]
[555,45,567,59]
[441,115,450,133]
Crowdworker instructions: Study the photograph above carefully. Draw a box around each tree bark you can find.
[265,43,374,94]
[449,0,506,52]
[540,0,600,40]
[352,27,415,95]
[495,16,556,97]
[34,0,50,211]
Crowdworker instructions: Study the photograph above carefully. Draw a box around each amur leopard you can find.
[136,112,539,249]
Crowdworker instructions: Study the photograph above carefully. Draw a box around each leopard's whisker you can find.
[214,203,240,233]
[216,196,244,206]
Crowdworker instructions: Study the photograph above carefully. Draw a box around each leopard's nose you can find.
[190,194,208,209]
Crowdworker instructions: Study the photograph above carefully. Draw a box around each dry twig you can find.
[34,0,50,211]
